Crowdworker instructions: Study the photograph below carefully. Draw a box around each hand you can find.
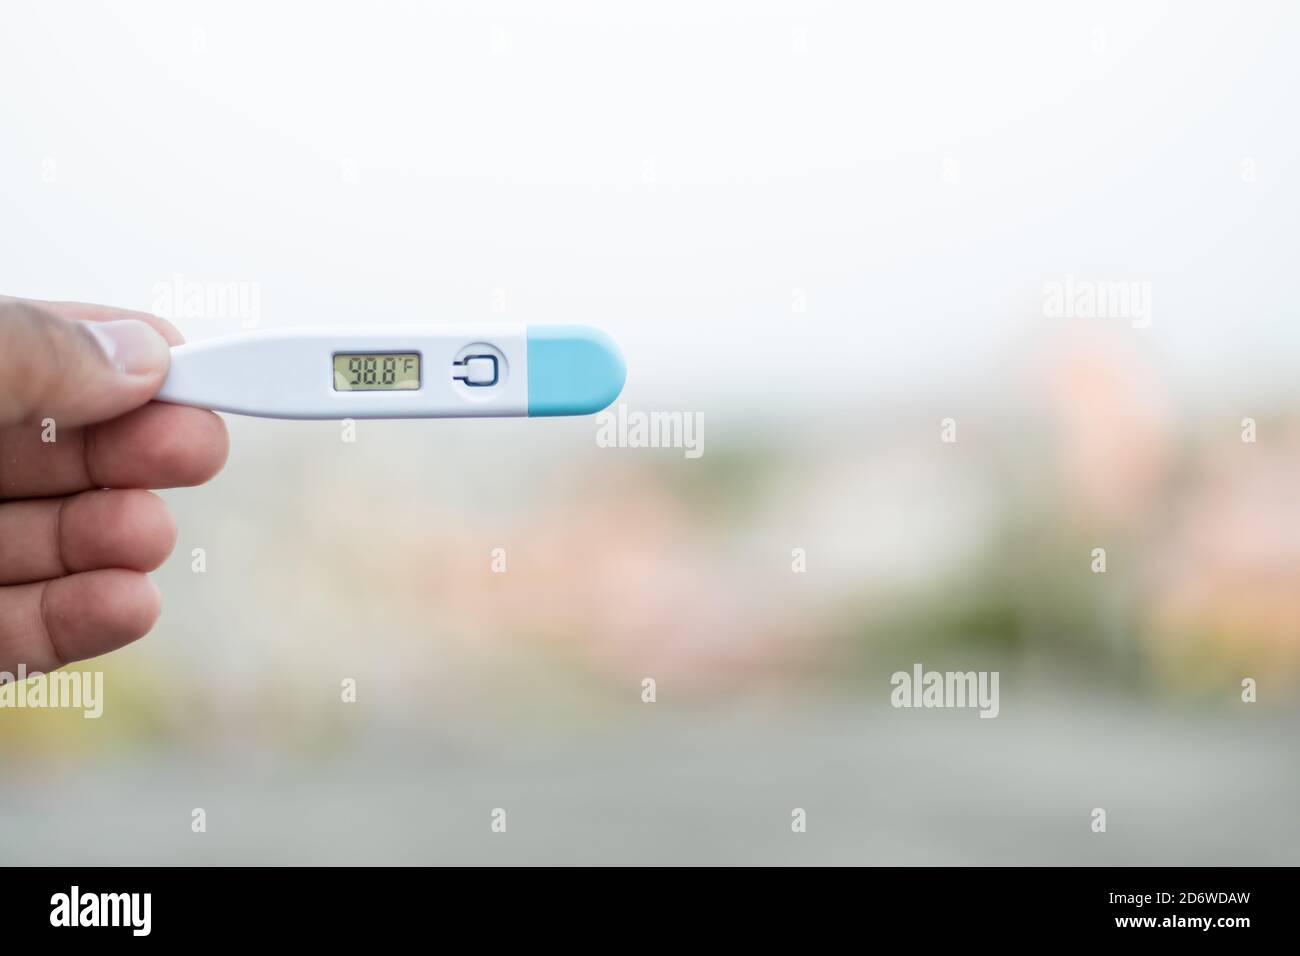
[0,296,228,675]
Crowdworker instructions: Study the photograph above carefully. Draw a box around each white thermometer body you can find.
[156,324,625,420]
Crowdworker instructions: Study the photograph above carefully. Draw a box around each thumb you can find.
[0,299,173,428]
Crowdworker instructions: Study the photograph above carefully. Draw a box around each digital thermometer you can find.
[156,324,626,419]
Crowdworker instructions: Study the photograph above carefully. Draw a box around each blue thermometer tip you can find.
[526,325,627,417]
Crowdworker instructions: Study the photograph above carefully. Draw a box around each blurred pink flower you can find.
[1042,329,1175,528]
[1146,432,1300,685]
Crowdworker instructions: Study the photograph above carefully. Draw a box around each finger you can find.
[30,298,185,347]
[0,402,229,500]
[0,299,171,428]
[0,569,161,673]
[0,489,176,586]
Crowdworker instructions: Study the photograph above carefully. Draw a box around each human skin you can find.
[0,296,229,673]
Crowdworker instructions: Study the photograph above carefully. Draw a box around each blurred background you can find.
[1,0,1298,864]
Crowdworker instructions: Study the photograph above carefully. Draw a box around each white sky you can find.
[2,0,1297,411]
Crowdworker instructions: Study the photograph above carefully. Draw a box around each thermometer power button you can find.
[453,354,499,387]
[451,343,508,398]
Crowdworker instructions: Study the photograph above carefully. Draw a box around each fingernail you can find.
[84,320,170,375]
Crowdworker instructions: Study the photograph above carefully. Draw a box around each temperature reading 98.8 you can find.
[333,353,421,391]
